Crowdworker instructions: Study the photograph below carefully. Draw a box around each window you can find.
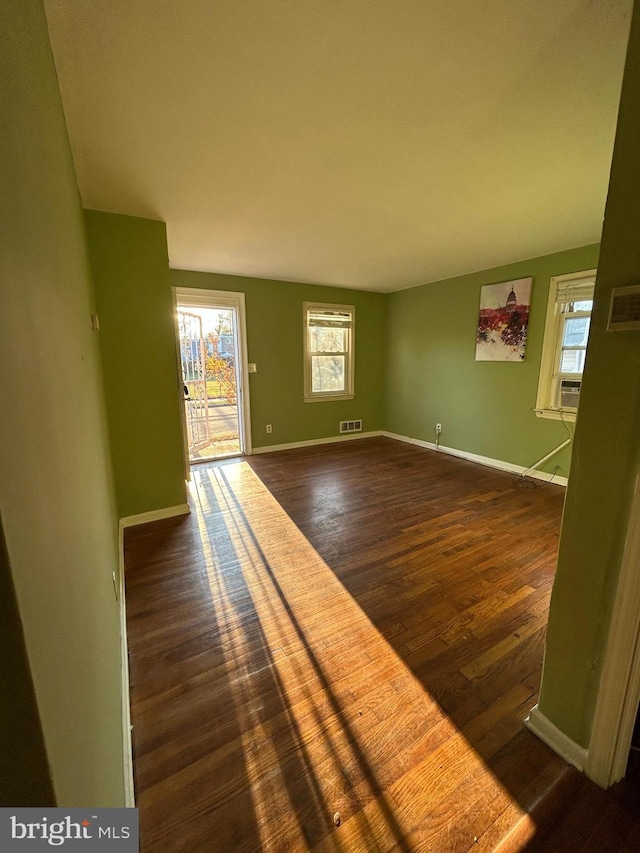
[303,302,355,401]
[535,270,596,421]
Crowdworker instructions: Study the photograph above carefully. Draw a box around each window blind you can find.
[307,309,352,328]
[555,278,595,304]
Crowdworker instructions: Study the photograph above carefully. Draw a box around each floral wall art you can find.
[475,277,532,362]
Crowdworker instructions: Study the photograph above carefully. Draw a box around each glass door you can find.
[177,304,242,461]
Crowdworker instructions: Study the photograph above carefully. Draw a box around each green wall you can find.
[0,0,124,805]
[95,233,599,518]
[539,1,640,747]
[0,515,54,806]
[85,211,187,518]
[386,245,600,476]
[83,218,385,519]
[171,270,387,449]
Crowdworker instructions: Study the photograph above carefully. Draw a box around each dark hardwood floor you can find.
[125,437,640,851]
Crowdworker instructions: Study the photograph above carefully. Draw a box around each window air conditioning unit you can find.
[559,379,581,410]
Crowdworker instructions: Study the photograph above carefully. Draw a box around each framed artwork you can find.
[475,277,532,362]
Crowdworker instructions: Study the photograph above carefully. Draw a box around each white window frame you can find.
[303,302,355,402]
[535,269,596,422]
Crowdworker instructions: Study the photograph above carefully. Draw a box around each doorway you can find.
[174,288,252,464]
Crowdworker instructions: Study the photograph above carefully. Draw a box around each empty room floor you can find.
[124,437,640,851]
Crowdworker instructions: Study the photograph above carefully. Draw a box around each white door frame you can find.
[173,287,252,469]
[586,472,640,787]
[171,288,192,480]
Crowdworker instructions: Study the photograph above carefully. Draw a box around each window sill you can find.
[304,393,355,403]
[534,408,577,423]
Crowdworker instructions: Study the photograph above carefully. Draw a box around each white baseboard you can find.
[119,503,190,529]
[525,705,588,771]
[252,430,383,455]
[382,431,568,487]
[117,525,135,807]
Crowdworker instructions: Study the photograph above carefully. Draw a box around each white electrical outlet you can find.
[266,424,273,434]
[435,423,442,434]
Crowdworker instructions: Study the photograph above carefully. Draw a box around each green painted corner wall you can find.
[0,0,124,805]
[97,237,603,520]
[539,1,640,748]
[170,270,387,449]
[0,516,54,806]
[385,245,600,476]
[85,210,187,519]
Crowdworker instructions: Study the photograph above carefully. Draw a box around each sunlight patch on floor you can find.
[187,461,528,850]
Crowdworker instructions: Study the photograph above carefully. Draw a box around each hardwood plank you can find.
[125,437,639,852]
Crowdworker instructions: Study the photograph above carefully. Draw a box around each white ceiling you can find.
[44,0,632,292]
